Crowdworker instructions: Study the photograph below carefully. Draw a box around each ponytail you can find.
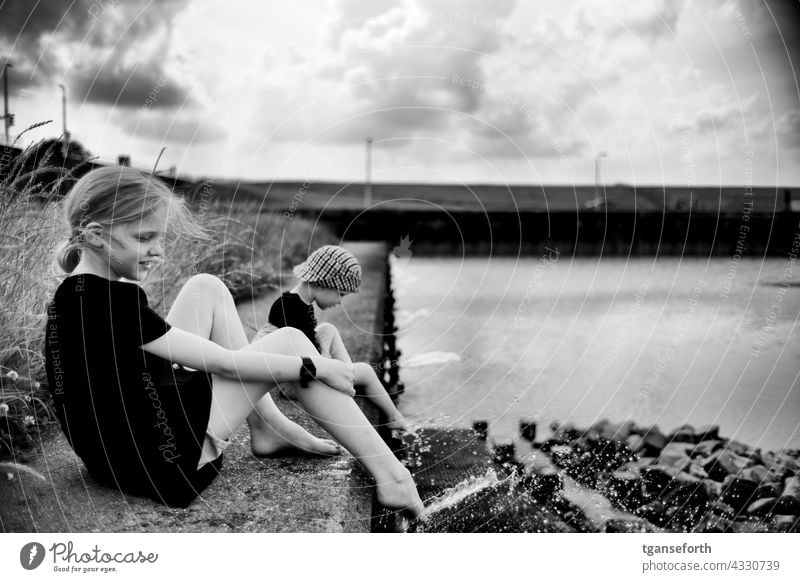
[55,238,82,273]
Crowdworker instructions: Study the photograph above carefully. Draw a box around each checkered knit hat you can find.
[293,245,362,293]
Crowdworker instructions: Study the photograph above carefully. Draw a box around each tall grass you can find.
[0,144,336,460]
[0,141,70,459]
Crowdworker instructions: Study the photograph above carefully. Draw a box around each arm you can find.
[140,327,355,394]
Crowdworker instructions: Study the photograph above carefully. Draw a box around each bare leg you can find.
[210,327,422,516]
[317,323,407,431]
[166,274,339,457]
[316,322,353,364]
[353,363,408,431]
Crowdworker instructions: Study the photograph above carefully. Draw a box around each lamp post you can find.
[594,151,608,209]
[58,83,70,158]
[364,136,373,208]
[2,62,13,145]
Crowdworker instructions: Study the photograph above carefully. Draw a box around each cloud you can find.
[119,111,226,145]
[240,0,697,165]
[0,0,193,108]
[775,109,800,149]
[686,91,761,134]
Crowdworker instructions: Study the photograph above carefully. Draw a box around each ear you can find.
[83,222,107,249]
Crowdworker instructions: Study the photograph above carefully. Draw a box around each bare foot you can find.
[251,424,342,458]
[385,415,409,432]
[376,468,425,519]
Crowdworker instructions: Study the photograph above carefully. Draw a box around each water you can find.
[392,255,800,453]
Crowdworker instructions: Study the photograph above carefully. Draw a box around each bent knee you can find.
[277,326,315,349]
[186,273,230,298]
[315,322,339,337]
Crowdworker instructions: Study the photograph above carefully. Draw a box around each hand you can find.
[313,357,355,397]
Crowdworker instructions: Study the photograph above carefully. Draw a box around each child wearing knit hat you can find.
[268,245,408,431]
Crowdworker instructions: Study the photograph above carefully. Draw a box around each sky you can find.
[1,0,799,186]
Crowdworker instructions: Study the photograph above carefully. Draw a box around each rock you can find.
[627,435,643,453]
[726,440,752,457]
[619,458,656,473]
[523,469,563,502]
[747,497,777,517]
[658,443,694,468]
[701,513,732,533]
[540,423,581,452]
[549,422,582,442]
[605,420,637,441]
[770,515,800,533]
[604,517,659,533]
[702,479,724,498]
[755,483,782,500]
[519,420,537,442]
[492,441,517,466]
[702,450,747,482]
[730,519,772,533]
[549,444,575,466]
[767,455,800,482]
[636,429,668,458]
[668,424,697,444]
[663,483,712,530]
[782,476,800,500]
[601,470,642,510]
[641,466,678,498]
[694,425,720,442]
[747,449,765,466]
[692,440,724,458]
[773,496,800,516]
[720,476,760,513]
[709,501,735,517]
[687,463,709,480]
[636,500,669,527]
[472,421,489,440]
[739,465,769,484]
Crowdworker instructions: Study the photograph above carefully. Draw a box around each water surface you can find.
[393,255,800,452]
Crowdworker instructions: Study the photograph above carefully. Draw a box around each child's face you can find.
[312,286,349,309]
[102,208,168,281]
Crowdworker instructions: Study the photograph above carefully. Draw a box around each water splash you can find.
[418,469,501,521]
[402,351,461,368]
[395,308,431,329]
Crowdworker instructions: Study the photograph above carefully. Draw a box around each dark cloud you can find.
[0,0,93,88]
[0,0,192,107]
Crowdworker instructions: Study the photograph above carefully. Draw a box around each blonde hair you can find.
[55,165,209,273]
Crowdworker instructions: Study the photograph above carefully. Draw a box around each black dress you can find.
[44,273,222,508]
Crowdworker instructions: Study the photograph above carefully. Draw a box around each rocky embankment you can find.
[530,420,800,532]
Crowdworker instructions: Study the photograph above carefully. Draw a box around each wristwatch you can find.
[299,357,316,388]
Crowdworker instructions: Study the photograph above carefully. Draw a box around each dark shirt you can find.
[44,273,221,508]
[267,291,320,351]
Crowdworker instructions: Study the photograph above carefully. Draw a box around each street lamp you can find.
[364,136,373,208]
[594,151,608,210]
[58,83,70,158]
[2,61,13,145]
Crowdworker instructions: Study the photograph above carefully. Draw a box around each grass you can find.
[0,142,336,461]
